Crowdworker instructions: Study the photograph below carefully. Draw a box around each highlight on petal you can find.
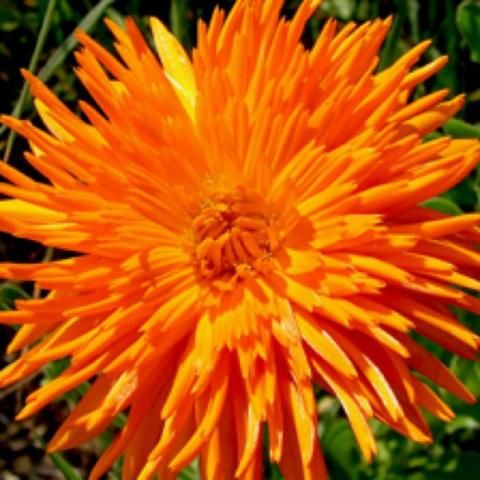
[150,17,197,121]
[0,0,479,479]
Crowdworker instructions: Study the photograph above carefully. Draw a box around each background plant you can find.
[0,1,479,478]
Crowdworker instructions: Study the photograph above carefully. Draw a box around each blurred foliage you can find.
[0,0,480,479]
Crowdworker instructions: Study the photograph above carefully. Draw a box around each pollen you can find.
[192,185,279,285]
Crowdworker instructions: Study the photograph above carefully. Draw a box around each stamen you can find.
[192,186,279,283]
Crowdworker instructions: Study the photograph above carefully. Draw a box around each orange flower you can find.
[1,0,479,478]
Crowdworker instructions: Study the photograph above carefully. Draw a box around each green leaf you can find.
[322,419,358,479]
[442,175,478,211]
[43,357,71,381]
[422,197,463,215]
[443,118,480,138]
[453,401,480,424]
[170,0,191,46]
[457,1,480,63]
[436,452,480,479]
[178,459,200,479]
[321,0,356,19]
[445,415,480,435]
[423,131,444,142]
[0,3,20,32]
[469,88,480,102]
[0,282,30,308]
[449,357,480,397]
[113,412,127,428]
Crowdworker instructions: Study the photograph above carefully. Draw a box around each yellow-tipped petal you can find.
[150,17,197,121]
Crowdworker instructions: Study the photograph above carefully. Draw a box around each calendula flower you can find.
[1,0,479,478]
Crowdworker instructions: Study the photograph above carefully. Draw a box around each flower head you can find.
[1,0,479,478]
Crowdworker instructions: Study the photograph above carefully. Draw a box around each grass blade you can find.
[2,0,57,163]
[0,0,115,143]
[37,0,115,83]
[35,434,81,480]
[170,0,190,46]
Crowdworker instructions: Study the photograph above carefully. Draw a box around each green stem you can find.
[170,0,190,47]
[35,433,80,480]
[3,0,57,164]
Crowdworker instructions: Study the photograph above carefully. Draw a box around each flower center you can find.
[192,186,279,285]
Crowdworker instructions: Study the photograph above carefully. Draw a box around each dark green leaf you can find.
[457,1,480,63]
[0,282,30,308]
[323,419,359,479]
[0,4,20,31]
[444,118,480,138]
[445,415,480,435]
[436,452,480,479]
[449,357,480,397]
[422,197,463,215]
[442,175,478,211]
[170,0,191,45]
